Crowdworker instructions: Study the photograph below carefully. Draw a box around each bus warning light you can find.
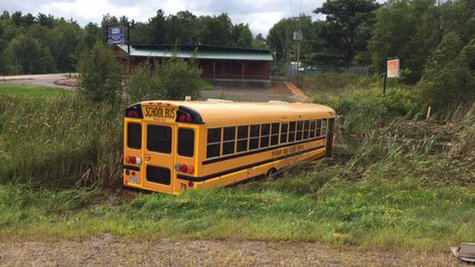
[180,164,188,173]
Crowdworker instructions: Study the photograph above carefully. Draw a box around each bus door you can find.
[143,122,176,193]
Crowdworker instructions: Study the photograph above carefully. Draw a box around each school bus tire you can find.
[266,168,278,178]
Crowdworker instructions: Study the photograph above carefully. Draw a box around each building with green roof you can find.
[113,44,274,88]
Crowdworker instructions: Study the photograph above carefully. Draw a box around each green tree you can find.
[156,58,204,100]
[251,33,268,49]
[1,34,55,74]
[125,61,161,102]
[368,0,440,83]
[52,19,84,71]
[77,42,123,104]
[231,23,252,47]
[165,11,198,45]
[315,0,378,66]
[84,22,102,50]
[198,13,233,46]
[267,16,315,64]
[420,32,474,111]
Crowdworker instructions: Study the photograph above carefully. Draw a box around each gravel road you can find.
[0,73,75,89]
[0,236,461,266]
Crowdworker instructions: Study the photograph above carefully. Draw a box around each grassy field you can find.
[0,83,69,97]
[0,80,474,252]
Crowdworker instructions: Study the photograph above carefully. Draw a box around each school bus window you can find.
[127,122,141,149]
[237,125,249,152]
[316,120,322,137]
[178,128,194,157]
[147,125,171,153]
[260,123,270,148]
[280,122,288,143]
[207,128,221,158]
[271,123,279,146]
[222,126,236,155]
[297,121,304,141]
[249,124,260,150]
[322,119,328,136]
[309,120,316,138]
[288,121,296,142]
[303,120,310,139]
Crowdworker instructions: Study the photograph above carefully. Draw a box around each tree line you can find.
[0,10,261,75]
[1,0,475,97]
[268,0,475,82]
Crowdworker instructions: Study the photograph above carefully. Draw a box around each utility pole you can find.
[127,21,131,75]
[295,13,302,85]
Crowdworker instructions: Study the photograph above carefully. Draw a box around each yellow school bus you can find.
[123,100,335,194]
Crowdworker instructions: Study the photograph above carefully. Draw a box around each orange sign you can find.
[387,58,400,78]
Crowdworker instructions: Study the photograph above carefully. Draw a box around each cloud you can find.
[2,0,325,35]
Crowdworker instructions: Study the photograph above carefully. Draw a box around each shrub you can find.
[331,87,423,134]
[420,32,475,112]
[125,58,204,102]
[77,42,123,104]
[156,58,204,100]
[124,61,162,103]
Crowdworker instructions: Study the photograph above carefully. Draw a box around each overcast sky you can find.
[1,0,328,36]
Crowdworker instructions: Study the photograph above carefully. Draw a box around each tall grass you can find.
[0,94,122,187]
[0,84,473,251]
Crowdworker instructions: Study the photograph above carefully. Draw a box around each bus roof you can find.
[138,100,336,126]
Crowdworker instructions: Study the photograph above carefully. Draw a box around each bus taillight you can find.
[180,164,188,173]
[175,163,194,174]
[178,113,192,122]
[125,103,143,118]
[125,155,141,165]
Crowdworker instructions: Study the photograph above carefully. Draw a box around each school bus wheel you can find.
[266,168,278,178]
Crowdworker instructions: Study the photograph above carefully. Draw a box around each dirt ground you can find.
[0,235,463,266]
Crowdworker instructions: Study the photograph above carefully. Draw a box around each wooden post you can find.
[212,61,216,80]
[383,72,387,95]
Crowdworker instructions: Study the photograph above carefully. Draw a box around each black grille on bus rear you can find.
[146,165,171,185]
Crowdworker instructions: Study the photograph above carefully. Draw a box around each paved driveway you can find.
[0,73,76,89]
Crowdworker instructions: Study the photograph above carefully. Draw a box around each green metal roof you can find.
[116,44,273,61]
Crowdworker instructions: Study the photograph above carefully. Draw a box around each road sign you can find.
[387,58,400,78]
[107,26,125,44]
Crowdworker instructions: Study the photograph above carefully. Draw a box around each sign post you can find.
[384,58,400,94]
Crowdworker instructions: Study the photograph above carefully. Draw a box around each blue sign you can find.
[107,26,125,44]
